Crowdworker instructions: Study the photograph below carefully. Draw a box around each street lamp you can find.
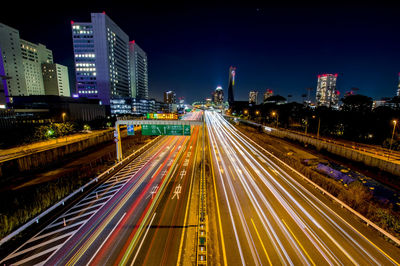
[312,115,321,139]
[62,112,66,123]
[271,111,278,128]
[244,109,248,115]
[388,119,397,161]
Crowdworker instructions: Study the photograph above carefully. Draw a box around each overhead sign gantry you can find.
[114,117,203,161]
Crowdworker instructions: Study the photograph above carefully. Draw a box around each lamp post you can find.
[305,117,309,135]
[62,112,66,123]
[271,111,278,128]
[388,119,397,161]
[313,115,321,139]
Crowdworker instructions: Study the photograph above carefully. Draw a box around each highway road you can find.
[0,113,202,265]
[206,110,400,265]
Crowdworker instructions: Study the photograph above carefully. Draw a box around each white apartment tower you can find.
[71,12,130,105]
[42,63,70,96]
[0,23,27,97]
[20,40,53,95]
[316,74,339,108]
[129,41,148,99]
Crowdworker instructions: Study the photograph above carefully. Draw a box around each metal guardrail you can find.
[0,135,161,246]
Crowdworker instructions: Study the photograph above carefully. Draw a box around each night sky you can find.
[2,5,400,104]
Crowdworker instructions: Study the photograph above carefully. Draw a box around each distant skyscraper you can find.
[263,89,273,102]
[397,73,400,96]
[212,86,224,105]
[164,90,176,104]
[227,66,236,105]
[129,41,148,99]
[316,74,339,108]
[0,23,27,97]
[71,13,130,105]
[42,63,71,97]
[249,91,258,104]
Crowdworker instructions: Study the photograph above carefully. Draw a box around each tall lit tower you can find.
[227,66,236,105]
[212,86,224,105]
[71,12,130,106]
[129,41,148,99]
[397,73,400,96]
[316,74,339,108]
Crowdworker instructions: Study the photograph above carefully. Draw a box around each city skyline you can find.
[2,6,400,103]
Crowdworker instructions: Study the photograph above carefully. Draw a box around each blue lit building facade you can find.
[71,13,130,106]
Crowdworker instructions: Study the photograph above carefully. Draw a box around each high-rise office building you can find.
[249,91,258,104]
[164,90,176,104]
[71,12,130,106]
[228,66,236,105]
[20,40,53,95]
[42,63,71,97]
[263,89,273,102]
[212,86,224,105]
[0,23,27,97]
[316,74,339,108]
[397,73,400,97]
[129,41,148,99]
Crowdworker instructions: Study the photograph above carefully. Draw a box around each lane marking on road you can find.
[180,169,186,179]
[150,185,159,199]
[87,212,127,265]
[3,244,62,265]
[251,218,272,266]
[208,133,228,265]
[281,219,315,266]
[228,166,236,181]
[28,221,85,243]
[4,233,71,260]
[131,212,157,266]
[177,127,200,266]
[172,184,182,200]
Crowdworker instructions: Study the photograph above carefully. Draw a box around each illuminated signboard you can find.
[146,113,178,120]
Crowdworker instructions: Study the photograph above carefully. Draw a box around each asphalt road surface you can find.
[206,110,400,265]
[1,114,202,265]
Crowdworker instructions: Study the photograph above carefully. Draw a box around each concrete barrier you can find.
[0,129,128,177]
[266,127,400,176]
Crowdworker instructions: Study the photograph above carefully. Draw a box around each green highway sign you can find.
[142,124,191,136]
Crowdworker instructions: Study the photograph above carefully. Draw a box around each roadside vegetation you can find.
[235,124,400,241]
[231,94,400,150]
[0,117,114,149]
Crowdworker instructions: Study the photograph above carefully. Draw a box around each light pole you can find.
[271,111,278,128]
[304,117,309,135]
[388,119,397,161]
[62,112,66,123]
[313,115,321,139]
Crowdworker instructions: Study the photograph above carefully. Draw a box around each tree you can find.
[341,94,372,113]
[264,95,287,104]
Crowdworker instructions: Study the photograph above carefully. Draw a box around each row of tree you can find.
[234,94,399,149]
